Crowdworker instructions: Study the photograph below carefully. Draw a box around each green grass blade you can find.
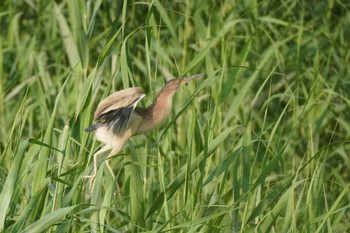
[257,180,304,232]
[54,2,81,69]
[99,181,117,233]
[129,154,145,231]
[19,206,78,233]
[31,73,69,195]
[67,0,89,71]
[2,1,350,231]
[9,180,50,233]
[0,140,28,232]
[314,184,350,233]
[75,67,95,118]
[147,126,235,217]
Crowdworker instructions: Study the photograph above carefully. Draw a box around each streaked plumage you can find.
[84,74,204,181]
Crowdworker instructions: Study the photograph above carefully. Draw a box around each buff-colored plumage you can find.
[94,87,144,119]
[84,74,204,183]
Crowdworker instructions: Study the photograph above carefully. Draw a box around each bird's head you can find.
[164,73,204,91]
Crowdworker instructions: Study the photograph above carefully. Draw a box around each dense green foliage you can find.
[1,0,350,232]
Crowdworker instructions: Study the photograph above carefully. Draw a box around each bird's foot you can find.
[82,174,96,189]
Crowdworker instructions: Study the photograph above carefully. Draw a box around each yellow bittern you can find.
[84,73,204,180]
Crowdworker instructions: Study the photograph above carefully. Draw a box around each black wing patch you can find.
[85,123,101,132]
[97,105,134,134]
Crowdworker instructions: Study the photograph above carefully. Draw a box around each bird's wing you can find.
[94,87,145,134]
[94,87,144,119]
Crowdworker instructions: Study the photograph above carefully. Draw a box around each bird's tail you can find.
[84,124,100,132]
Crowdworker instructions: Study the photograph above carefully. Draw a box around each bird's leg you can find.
[105,160,115,180]
[105,144,125,196]
[105,142,124,179]
[82,144,111,184]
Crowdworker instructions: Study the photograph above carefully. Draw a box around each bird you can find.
[83,73,204,181]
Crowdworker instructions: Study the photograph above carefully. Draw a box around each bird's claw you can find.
[82,174,96,189]
[82,174,95,179]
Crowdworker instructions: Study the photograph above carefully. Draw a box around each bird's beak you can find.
[180,73,205,85]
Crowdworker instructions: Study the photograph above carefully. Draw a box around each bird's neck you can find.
[152,89,175,121]
[135,87,176,134]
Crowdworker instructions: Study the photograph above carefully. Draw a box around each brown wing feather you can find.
[94,87,144,120]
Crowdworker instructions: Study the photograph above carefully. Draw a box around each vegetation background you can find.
[1,0,350,232]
